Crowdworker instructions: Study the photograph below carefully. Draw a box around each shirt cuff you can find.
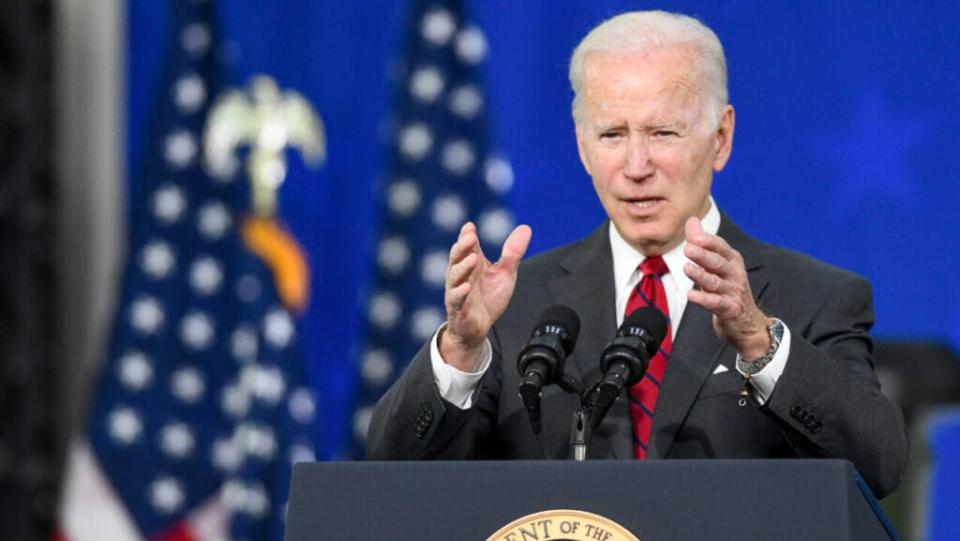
[429,323,492,409]
[737,319,792,405]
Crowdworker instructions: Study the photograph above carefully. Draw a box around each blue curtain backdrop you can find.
[127,1,960,460]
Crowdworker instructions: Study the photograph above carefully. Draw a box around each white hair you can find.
[569,11,728,129]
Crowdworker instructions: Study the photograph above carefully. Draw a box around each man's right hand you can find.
[440,221,532,372]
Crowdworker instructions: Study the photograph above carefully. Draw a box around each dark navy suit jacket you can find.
[368,215,908,498]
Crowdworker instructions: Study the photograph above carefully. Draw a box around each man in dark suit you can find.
[367,10,908,498]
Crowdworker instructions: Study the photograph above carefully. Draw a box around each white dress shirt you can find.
[430,198,790,408]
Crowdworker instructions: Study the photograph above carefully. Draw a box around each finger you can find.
[684,242,730,276]
[449,229,479,265]
[460,221,477,236]
[446,252,478,287]
[684,216,704,241]
[445,281,472,311]
[687,288,736,317]
[700,235,737,261]
[683,261,724,293]
[685,218,737,260]
[497,225,532,272]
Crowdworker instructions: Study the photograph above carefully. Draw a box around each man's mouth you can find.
[626,197,664,209]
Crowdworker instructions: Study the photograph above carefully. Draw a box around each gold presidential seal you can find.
[486,509,640,541]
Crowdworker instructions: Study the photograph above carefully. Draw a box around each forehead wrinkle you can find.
[579,49,711,133]
[587,92,699,132]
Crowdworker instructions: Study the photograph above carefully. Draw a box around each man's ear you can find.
[712,104,735,172]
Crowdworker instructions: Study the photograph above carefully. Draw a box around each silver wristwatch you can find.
[736,318,785,376]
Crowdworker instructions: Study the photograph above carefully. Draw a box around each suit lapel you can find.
[545,223,630,458]
[648,214,771,458]
[538,214,772,460]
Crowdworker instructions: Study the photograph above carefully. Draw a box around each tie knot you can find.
[639,256,669,278]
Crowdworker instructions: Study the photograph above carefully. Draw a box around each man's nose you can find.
[623,136,653,179]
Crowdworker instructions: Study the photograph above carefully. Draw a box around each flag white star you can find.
[196,200,232,241]
[170,366,206,404]
[288,388,317,424]
[242,365,285,405]
[129,296,165,335]
[388,179,422,217]
[221,383,252,419]
[238,423,277,461]
[431,194,467,230]
[149,476,185,514]
[410,306,444,342]
[368,292,402,330]
[181,22,211,56]
[399,123,433,160]
[352,406,374,442]
[211,437,243,472]
[140,240,176,280]
[485,156,514,194]
[378,236,411,274]
[152,185,187,224]
[164,129,198,169]
[230,323,259,363]
[419,250,448,288]
[263,308,295,349]
[361,348,394,387]
[441,139,476,175]
[106,406,143,445]
[189,255,224,296]
[448,84,482,119]
[421,8,456,46]
[478,208,514,245]
[288,442,316,465]
[410,66,445,103]
[243,483,270,518]
[173,73,206,113]
[117,350,153,391]
[180,310,216,350]
[160,421,196,459]
[455,26,487,64]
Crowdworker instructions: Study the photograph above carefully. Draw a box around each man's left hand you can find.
[682,217,771,360]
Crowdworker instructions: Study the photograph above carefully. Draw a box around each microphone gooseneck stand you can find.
[557,374,603,461]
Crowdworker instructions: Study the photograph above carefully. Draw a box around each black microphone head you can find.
[533,305,580,355]
[621,306,668,358]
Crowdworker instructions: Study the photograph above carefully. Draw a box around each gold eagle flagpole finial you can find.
[201,75,326,312]
[203,74,326,216]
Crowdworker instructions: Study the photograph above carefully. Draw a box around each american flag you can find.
[352,0,515,454]
[58,2,318,540]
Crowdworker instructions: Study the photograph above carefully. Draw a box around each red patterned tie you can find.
[625,256,672,459]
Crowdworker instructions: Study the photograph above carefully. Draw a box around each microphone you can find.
[517,305,581,434]
[590,306,668,429]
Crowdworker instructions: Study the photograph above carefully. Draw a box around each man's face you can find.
[575,46,734,255]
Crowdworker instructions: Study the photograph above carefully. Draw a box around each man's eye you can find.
[653,130,678,137]
[600,132,622,140]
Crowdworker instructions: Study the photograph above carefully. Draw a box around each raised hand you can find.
[440,222,532,371]
[682,217,771,360]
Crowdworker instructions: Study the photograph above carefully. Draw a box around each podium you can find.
[285,460,898,540]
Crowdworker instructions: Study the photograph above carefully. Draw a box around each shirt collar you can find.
[609,197,721,294]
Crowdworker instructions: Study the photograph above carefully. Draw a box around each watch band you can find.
[736,318,785,377]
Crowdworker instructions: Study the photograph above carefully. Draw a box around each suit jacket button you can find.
[790,405,803,419]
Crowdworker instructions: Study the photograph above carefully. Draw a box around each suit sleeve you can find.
[763,273,908,498]
[366,337,504,460]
